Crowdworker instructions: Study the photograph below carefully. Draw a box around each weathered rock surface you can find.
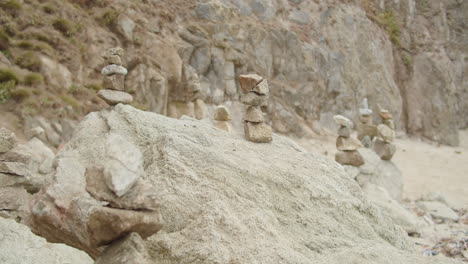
[244,105,264,123]
[95,233,150,264]
[214,105,231,121]
[98,89,133,105]
[103,75,125,91]
[0,218,93,264]
[240,92,268,106]
[101,64,128,76]
[0,128,17,153]
[416,201,459,222]
[377,124,395,143]
[356,148,402,201]
[238,74,263,93]
[338,126,351,137]
[335,150,365,167]
[374,139,397,161]
[244,121,272,143]
[26,104,460,264]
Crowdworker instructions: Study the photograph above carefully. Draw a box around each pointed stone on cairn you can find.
[98,47,133,106]
[334,115,364,167]
[214,105,233,132]
[239,74,272,143]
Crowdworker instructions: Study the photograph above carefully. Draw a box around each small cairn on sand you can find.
[214,105,232,132]
[357,98,376,148]
[334,115,364,167]
[374,106,397,160]
[238,74,272,143]
[98,47,133,105]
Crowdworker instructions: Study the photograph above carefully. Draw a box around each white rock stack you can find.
[334,115,364,167]
[238,74,272,143]
[98,47,133,105]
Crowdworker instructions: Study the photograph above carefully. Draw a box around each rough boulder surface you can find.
[0,218,93,264]
[26,105,459,264]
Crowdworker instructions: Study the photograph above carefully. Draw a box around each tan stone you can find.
[215,121,232,133]
[338,126,351,137]
[333,115,353,128]
[95,233,150,264]
[103,75,125,91]
[379,111,393,120]
[98,89,133,105]
[383,119,395,130]
[106,55,122,66]
[194,99,207,120]
[357,124,377,140]
[335,150,364,167]
[244,122,272,143]
[0,128,17,153]
[377,124,395,143]
[252,79,269,95]
[244,106,264,123]
[373,139,396,160]
[214,105,231,121]
[240,92,268,106]
[336,136,362,151]
[88,206,162,247]
[359,115,373,125]
[102,47,124,66]
[238,74,263,93]
[0,162,30,177]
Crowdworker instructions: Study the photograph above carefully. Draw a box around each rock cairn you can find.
[98,47,133,105]
[238,74,272,143]
[214,105,232,132]
[334,115,364,167]
[374,106,397,160]
[357,98,377,148]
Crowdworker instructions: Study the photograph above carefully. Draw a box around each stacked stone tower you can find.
[98,47,133,106]
[374,106,397,160]
[238,74,272,143]
[334,115,364,167]
[357,98,376,148]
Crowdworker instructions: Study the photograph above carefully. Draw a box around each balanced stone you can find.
[244,106,264,123]
[106,55,122,66]
[98,89,133,105]
[0,161,30,177]
[101,64,128,76]
[359,114,373,125]
[383,119,395,130]
[374,139,396,160]
[239,74,263,93]
[338,126,351,138]
[377,124,395,143]
[252,79,269,95]
[240,92,268,106]
[336,136,362,151]
[333,115,353,128]
[0,128,17,153]
[357,124,377,140]
[214,105,231,121]
[335,150,364,167]
[103,75,125,91]
[244,122,272,143]
[379,110,393,120]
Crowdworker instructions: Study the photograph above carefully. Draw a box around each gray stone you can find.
[98,89,133,105]
[101,64,128,76]
[240,91,268,106]
[338,126,351,137]
[238,74,263,93]
[0,161,30,177]
[377,124,395,143]
[214,105,231,121]
[373,139,396,160]
[104,133,144,197]
[333,115,353,128]
[95,233,150,264]
[336,136,362,151]
[416,201,459,221]
[0,218,93,264]
[103,74,125,91]
[244,122,272,143]
[244,105,264,123]
[0,128,17,153]
[335,150,364,167]
[102,48,123,65]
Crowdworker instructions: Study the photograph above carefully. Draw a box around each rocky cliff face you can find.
[0,0,466,145]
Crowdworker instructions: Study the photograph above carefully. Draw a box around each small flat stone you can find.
[377,124,395,143]
[338,126,351,137]
[238,74,263,93]
[240,92,268,106]
[373,139,396,160]
[214,105,231,121]
[336,136,362,151]
[103,75,125,91]
[101,64,128,76]
[359,108,373,116]
[98,89,133,105]
[0,161,30,177]
[333,115,353,128]
[0,128,17,153]
[335,150,364,167]
[252,79,269,95]
[244,106,264,123]
[379,110,393,120]
[244,122,272,143]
